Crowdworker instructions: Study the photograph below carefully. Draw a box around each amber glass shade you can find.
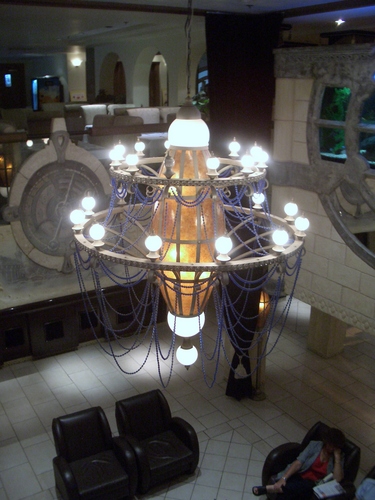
[152,148,225,317]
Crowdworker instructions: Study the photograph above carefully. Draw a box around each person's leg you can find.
[276,476,315,500]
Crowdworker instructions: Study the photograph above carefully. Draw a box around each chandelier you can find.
[70,3,308,388]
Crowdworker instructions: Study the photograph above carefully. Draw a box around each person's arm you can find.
[332,449,344,482]
[274,460,303,490]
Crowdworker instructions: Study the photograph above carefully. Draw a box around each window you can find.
[359,90,375,168]
[318,87,351,163]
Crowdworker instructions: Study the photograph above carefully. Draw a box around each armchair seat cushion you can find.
[70,449,129,499]
[145,430,193,472]
[115,389,199,493]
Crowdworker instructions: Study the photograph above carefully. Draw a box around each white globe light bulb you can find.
[168,118,209,148]
[109,148,123,162]
[295,215,310,232]
[114,143,125,157]
[229,138,240,156]
[207,156,220,170]
[284,201,298,217]
[126,153,139,166]
[252,192,265,205]
[82,196,95,212]
[89,223,105,241]
[134,139,145,154]
[26,140,33,147]
[258,149,269,164]
[241,153,255,169]
[250,143,262,159]
[167,313,205,338]
[176,345,198,366]
[215,235,233,255]
[70,209,85,225]
[168,99,209,148]
[272,229,289,247]
[145,234,162,252]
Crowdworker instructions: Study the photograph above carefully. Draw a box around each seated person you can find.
[253,427,346,499]
[355,478,375,500]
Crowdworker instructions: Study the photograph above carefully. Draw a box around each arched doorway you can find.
[98,53,126,103]
[114,60,126,103]
[149,52,168,106]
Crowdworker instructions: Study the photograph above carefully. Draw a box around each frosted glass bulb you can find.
[215,235,233,255]
[250,143,262,159]
[252,192,265,205]
[272,229,289,246]
[168,118,209,148]
[109,148,123,161]
[72,57,82,67]
[284,201,298,217]
[258,149,269,164]
[135,139,145,154]
[241,153,254,169]
[26,140,33,147]
[207,156,220,170]
[176,345,198,366]
[126,153,138,166]
[70,209,85,225]
[167,312,205,338]
[145,234,162,252]
[89,223,105,241]
[82,196,95,212]
[114,142,125,157]
[229,138,240,156]
[295,215,310,232]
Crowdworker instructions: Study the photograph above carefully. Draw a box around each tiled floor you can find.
[1,297,375,500]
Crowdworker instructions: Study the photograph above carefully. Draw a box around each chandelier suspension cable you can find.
[184,0,194,97]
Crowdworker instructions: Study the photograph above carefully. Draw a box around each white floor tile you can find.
[1,298,375,500]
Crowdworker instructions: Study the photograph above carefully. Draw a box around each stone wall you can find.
[271,45,375,336]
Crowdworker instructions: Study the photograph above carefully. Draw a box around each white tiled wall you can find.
[273,78,313,164]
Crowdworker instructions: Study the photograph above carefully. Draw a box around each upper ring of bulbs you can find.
[70,137,309,267]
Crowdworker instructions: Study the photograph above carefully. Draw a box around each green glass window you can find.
[319,87,351,163]
[320,87,351,121]
[359,91,375,168]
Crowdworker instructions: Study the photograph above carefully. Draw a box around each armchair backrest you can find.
[116,389,172,441]
[52,406,113,463]
[300,421,360,483]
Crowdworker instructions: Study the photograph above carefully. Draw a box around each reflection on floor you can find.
[1,298,375,500]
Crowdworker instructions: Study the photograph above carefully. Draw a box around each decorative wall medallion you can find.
[3,121,111,273]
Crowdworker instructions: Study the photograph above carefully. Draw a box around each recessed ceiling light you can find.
[336,19,345,26]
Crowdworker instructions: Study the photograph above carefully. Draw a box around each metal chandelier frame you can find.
[72,143,305,388]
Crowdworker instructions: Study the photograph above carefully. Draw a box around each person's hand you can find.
[273,477,286,493]
[334,448,342,461]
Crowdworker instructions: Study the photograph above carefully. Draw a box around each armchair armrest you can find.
[262,442,302,485]
[171,417,199,451]
[113,436,138,496]
[337,480,357,500]
[171,416,200,471]
[122,433,151,493]
[53,456,79,500]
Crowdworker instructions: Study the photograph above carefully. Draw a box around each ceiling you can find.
[1,0,375,59]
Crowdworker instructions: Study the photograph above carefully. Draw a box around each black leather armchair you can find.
[262,421,360,500]
[52,406,137,500]
[115,389,199,494]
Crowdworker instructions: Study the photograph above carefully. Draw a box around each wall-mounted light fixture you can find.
[71,57,82,68]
